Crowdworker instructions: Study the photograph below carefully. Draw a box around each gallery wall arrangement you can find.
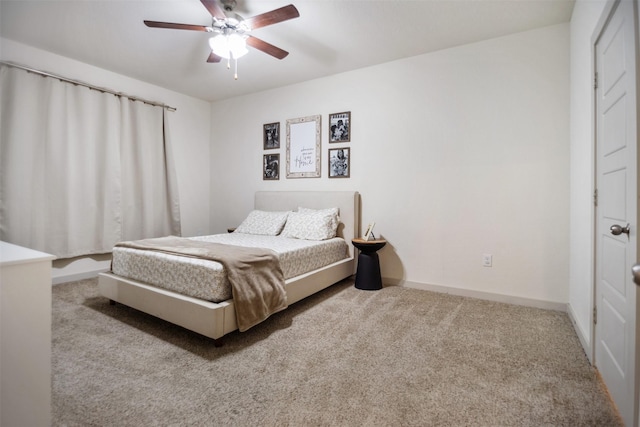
[262,111,351,180]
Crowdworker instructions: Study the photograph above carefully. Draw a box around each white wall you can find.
[0,38,212,282]
[567,0,608,360]
[210,24,570,308]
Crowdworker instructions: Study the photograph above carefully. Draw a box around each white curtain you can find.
[0,66,180,258]
[120,100,180,240]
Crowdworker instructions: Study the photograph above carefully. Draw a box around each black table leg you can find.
[355,251,383,290]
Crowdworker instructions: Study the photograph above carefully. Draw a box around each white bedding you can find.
[111,233,349,302]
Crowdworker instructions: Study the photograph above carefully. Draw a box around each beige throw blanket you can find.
[114,236,287,332]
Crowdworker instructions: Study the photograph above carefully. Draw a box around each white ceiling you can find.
[0,0,575,103]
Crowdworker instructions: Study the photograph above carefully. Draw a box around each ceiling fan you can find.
[144,0,299,78]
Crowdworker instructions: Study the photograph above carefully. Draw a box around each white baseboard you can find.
[51,254,111,285]
[567,303,593,363]
[52,268,110,285]
[385,277,568,312]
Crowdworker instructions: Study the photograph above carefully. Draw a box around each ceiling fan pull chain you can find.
[234,57,239,80]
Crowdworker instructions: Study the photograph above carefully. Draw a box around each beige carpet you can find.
[52,278,622,426]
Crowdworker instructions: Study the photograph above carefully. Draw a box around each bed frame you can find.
[98,191,360,343]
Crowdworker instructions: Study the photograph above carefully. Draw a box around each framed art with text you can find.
[286,115,321,178]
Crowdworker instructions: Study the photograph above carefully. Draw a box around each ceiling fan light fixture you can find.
[209,33,248,59]
[228,33,248,57]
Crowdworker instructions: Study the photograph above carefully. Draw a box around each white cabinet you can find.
[1,241,55,427]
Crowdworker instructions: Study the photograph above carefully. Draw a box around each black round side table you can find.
[352,238,387,291]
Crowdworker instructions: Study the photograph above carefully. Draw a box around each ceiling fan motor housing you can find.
[222,0,237,12]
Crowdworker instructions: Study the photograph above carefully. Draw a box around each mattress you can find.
[110,233,349,302]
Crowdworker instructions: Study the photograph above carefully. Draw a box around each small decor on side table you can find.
[363,222,376,241]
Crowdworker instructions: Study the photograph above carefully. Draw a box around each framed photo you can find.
[364,222,376,241]
[263,154,280,180]
[263,122,280,150]
[328,147,350,178]
[329,111,350,143]
[286,115,321,178]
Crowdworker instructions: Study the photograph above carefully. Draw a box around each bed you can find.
[98,191,360,344]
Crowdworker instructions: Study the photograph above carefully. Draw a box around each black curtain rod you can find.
[0,61,177,112]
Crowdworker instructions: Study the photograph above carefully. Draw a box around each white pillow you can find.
[298,207,340,233]
[234,210,289,236]
[298,206,339,217]
[281,208,340,240]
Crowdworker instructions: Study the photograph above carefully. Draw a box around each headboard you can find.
[254,191,360,258]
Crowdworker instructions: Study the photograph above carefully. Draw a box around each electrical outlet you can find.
[482,254,493,267]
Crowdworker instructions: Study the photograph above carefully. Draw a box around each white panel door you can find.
[595,1,638,426]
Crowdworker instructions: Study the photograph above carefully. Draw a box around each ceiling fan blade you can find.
[207,52,222,63]
[200,0,227,20]
[246,36,289,60]
[144,20,210,32]
[244,4,299,30]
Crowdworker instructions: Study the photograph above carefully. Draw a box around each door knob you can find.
[610,223,630,235]
[633,263,640,286]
